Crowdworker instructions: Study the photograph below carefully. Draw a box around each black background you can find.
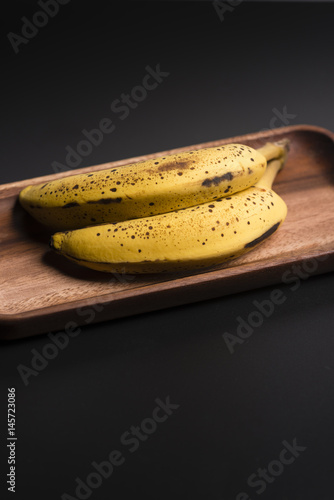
[1,1,334,499]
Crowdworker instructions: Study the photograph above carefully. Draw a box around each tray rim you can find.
[1,124,334,338]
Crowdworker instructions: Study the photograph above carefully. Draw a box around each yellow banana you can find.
[50,155,288,274]
[20,141,287,230]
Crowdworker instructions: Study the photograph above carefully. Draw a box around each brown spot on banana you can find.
[244,221,281,248]
[202,172,234,187]
[87,198,122,204]
[157,159,193,172]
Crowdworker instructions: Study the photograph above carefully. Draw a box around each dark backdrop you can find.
[1,2,334,500]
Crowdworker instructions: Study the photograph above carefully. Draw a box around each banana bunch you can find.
[20,141,288,274]
[19,142,286,230]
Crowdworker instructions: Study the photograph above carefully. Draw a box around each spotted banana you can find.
[20,141,287,230]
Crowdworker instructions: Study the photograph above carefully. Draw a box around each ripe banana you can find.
[20,141,287,230]
[50,155,288,274]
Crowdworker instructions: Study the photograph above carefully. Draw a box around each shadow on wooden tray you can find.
[11,197,51,244]
[41,246,229,285]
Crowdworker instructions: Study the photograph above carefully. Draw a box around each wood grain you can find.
[1,125,333,340]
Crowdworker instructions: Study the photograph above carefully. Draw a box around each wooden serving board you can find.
[1,125,333,340]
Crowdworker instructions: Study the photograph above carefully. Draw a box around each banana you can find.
[50,155,288,274]
[20,141,287,230]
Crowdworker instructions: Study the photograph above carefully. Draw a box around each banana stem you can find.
[257,139,290,162]
[255,156,286,189]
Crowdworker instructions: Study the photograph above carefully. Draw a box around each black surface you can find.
[1,2,334,499]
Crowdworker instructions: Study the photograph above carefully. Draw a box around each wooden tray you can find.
[1,125,333,340]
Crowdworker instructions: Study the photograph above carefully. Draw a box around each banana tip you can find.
[49,233,64,252]
[275,138,290,153]
[18,185,31,204]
